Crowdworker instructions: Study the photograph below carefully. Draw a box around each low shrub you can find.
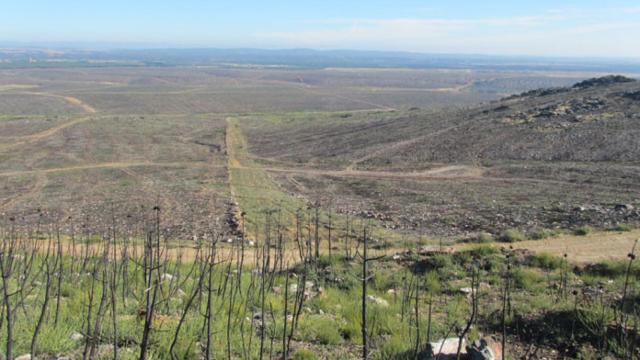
[293,348,318,360]
[499,229,525,243]
[512,268,542,291]
[583,260,640,278]
[574,226,592,236]
[613,223,632,232]
[298,315,343,345]
[528,252,564,270]
[529,228,558,240]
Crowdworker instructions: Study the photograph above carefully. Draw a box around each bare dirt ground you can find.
[455,229,640,263]
[510,230,640,263]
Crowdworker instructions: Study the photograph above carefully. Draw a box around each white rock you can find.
[15,355,32,360]
[430,338,467,356]
[70,331,84,341]
[459,287,473,295]
[161,273,174,281]
[366,295,389,307]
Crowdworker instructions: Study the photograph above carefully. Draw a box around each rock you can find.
[614,204,634,212]
[161,273,174,281]
[70,331,84,341]
[429,338,467,357]
[622,90,640,101]
[417,246,453,256]
[467,338,502,360]
[366,295,389,307]
[459,287,474,295]
[15,355,31,360]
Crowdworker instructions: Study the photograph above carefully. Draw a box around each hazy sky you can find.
[2,0,640,58]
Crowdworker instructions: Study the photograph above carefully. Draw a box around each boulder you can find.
[467,338,502,360]
[429,338,466,358]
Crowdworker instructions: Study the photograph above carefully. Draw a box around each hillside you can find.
[241,76,640,238]
[246,75,640,168]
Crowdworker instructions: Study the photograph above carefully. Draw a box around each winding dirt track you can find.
[1,92,97,149]
[17,91,97,113]
[0,162,220,178]
[264,165,484,181]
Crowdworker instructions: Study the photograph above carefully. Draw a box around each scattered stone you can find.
[70,331,84,342]
[366,295,389,307]
[417,246,453,256]
[622,90,640,101]
[614,204,634,212]
[15,355,31,360]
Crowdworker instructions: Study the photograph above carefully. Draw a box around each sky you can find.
[2,0,640,58]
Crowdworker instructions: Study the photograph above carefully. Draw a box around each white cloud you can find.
[623,7,640,14]
[254,13,640,58]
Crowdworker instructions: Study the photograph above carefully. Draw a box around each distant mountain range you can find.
[1,46,640,72]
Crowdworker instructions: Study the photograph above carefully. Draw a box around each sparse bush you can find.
[574,226,592,236]
[376,335,409,359]
[293,348,318,360]
[298,315,343,345]
[528,253,564,270]
[613,223,632,232]
[475,232,494,243]
[583,260,640,278]
[512,268,542,291]
[529,227,558,240]
[465,245,498,257]
[499,229,525,243]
